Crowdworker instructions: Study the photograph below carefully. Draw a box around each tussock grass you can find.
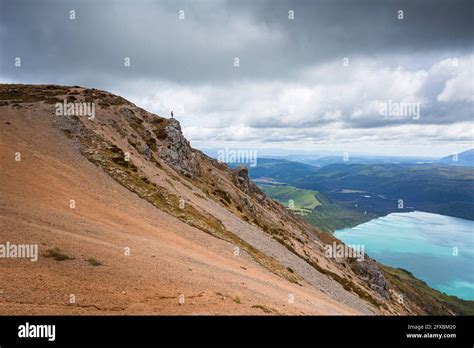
[86,257,102,266]
[252,304,276,314]
[382,265,474,315]
[44,248,72,261]
[78,125,300,285]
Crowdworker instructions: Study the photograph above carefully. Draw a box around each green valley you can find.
[259,184,371,233]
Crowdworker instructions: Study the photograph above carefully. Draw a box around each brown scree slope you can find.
[0,84,457,315]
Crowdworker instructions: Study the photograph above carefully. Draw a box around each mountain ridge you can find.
[439,149,474,167]
[1,83,471,315]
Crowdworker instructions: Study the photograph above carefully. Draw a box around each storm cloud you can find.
[1,0,473,156]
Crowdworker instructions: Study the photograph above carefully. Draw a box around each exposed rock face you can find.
[1,84,458,316]
[139,143,152,161]
[349,258,391,299]
[232,165,269,214]
[234,165,251,193]
[120,107,135,119]
[156,118,199,178]
[234,165,264,198]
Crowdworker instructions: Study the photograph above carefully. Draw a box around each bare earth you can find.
[0,104,371,315]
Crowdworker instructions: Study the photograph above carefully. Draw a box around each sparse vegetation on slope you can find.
[2,84,469,315]
[43,248,73,261]
[60,108,300,285]
[382,265,474,315]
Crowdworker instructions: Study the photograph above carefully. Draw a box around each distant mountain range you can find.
[2,84,472,316]
[238,156,474,223]
[202,147,474,168]
[297,162,473,221]
[260,149,474,168]
[439,149,474,167]
[266,154,438,167]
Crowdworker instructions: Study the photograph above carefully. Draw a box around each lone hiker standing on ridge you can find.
[171,110,174,118]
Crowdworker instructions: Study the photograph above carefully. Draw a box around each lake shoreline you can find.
[334,211,474,301]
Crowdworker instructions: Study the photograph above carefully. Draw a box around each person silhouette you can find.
[171,111,174,118]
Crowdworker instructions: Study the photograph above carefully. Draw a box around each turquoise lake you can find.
[334,211,474,300]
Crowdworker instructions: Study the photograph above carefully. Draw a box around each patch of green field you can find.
[261,185,320,210]
[262,185,370,232]
[304,192,373,233]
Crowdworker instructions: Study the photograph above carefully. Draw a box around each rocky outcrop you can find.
[2,84,459,315]
[234,165,251,193]
[234,165,264,199]
[155,118,199,178]
[138,143,152,161]
[349,257,391,299]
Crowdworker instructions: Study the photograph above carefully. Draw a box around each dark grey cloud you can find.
[0,0,472,86]
[0,0,472,156]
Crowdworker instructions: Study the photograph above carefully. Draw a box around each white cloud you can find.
[117,55,473,149]
[436,56,474,102]
[40,52,462,158]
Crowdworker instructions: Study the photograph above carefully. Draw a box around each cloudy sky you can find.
[1,0,473,157]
